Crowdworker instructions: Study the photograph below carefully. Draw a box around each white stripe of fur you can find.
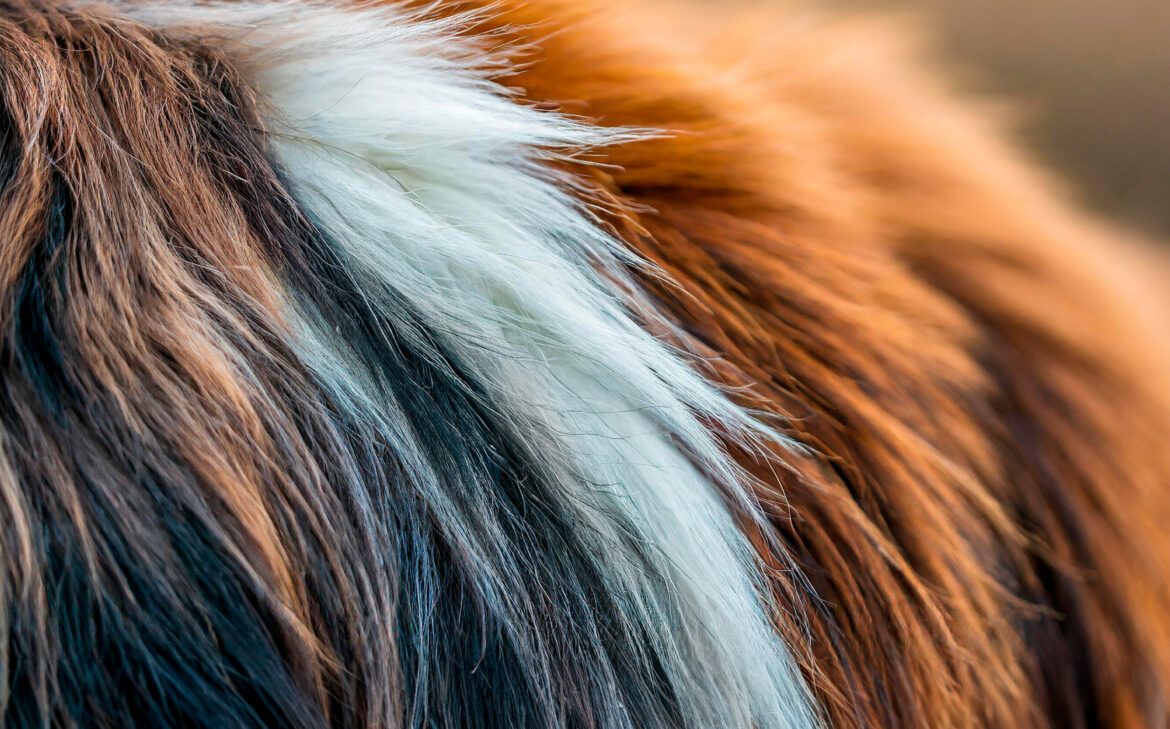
[128,3,819,727]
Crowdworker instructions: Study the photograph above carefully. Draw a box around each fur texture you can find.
[0,0,1167,728]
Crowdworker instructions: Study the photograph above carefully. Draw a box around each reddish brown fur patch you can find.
[414,1,1170,726]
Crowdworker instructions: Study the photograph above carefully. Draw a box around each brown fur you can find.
[1,0,1168,726]
[423,2,1170,726]
[0,3,401,722]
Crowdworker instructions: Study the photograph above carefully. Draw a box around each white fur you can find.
[128,3,818,727]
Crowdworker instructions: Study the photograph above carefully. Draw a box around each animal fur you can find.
[0,0,1166,727]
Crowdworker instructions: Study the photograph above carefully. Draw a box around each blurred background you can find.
[824,0,1170,237]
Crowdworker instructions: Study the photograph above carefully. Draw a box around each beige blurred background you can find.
[823,0,1170,237]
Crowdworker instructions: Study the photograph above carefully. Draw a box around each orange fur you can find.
[419,2,1170,726]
